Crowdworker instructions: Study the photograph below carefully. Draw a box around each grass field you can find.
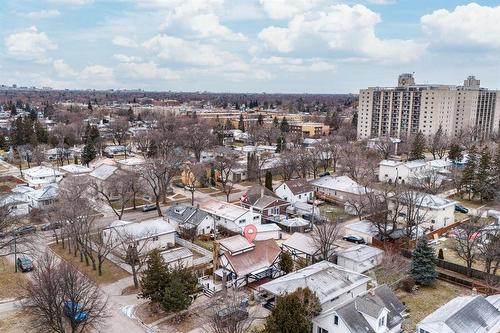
[0,258,29,300]
[397,280,469,331]
[49,243,129,285]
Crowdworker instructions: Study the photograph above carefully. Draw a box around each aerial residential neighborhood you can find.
[0,1,500,333]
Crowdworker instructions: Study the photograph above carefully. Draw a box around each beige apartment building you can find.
[357,74,500,141]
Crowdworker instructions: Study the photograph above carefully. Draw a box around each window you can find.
[317,327,328,333]
[378,316,385,327]
[239,219,246,224]
[334,315,339,325]
[152,236,159,241]
[419,329,430,333]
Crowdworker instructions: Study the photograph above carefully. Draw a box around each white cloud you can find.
[188,13,246,41]
[53,59,78,77]
[5,26,57,62]
[421,3,500,48]
[81,65,114,82]
[143,34,241,67]
[258,4,426,62]
[23,9,61,18]
[112,36,138,48]
[47,0,93,5]
[255,56,336,72]
[260,0,320,20]
[118,62,179,80]
[367,0,395,4]
[113,54,142,63]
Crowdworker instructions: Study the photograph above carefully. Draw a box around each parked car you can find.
[173,182,185,188]
[17,257,34,272]
[342,235,366,244]
[63,301,88,323]
[318,171,331,177]
[12,225,36,236]
[142,204,157,212]
[455,204,469,214]
[41,222,63,231]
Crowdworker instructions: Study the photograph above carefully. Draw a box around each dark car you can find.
[342,235,366,244]
[41,222,63,231]
[173,182,185,188]
[142,204,157,212]
[318,171,331,177]
[12,225,36,236]
[455,204,469,214]
[17,257,34,272]
[64,301,87,323]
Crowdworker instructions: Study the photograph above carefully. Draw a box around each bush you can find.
[400,277,416,293]
[438,248,444,260]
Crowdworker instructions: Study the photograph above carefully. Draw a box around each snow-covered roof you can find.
[59,164,92,174]
[219,235,254,254]
[344,220,379,236]
[282,232,317,255]
[336,245,384,263]
[116,157,145,167]
[89,164,118,181]
[106,218,176,241]
[310,175,371,195]
[398,192,456,209]
[200,199,251,221]
[261,261,371,308]
[24,166,62,178]
[255,223,281,233]
[26,184,58,201]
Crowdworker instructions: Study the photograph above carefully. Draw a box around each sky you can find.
[1,1,500,93]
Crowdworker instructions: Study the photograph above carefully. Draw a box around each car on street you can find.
[64,301,88,323]
[142,204,157,212]
[342,235,366,244]
[41,222,63,231]
[318,171,330,177]
[455,204,469,214]
[12,225,36,236]
[17,257,34,272]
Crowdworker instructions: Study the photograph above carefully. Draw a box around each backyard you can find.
[0,257,29,299]
[48,243,130,284]
[397,280,469,331]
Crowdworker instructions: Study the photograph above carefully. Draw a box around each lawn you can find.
[111,198,150,210]
[49,243,130,285]
[318,203,350,221]
[372,267,406,287]
[0,311,32,333]
[194,239,214,251]
[397,280,469,331]
[0,258,29,300]
[198,187,219,194]
[449,194,486,209]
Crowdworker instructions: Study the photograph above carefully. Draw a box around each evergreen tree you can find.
[279,252,293,274]
[494,144,500,190]
[161,275,191,312]
[264,293,311,333]
[265,171,273,191]
[224,118,233,130]
[410,236,437,286]
[476,146,494,202]
[280,117,289,133]
[139,250,168,303]
[276,135,286,153]
[272,117,279,127]
[460,145,478,200]
[409,131,426,160]
[81,140,97,166]
[238,113,245,132]
[87,101,93,111]
[351,112,358,128]
[257,114,264,126]
[448,143,463,164]
[34,121,48,144]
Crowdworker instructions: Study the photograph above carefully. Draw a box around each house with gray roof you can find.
[240,185,290,222]
[416,294,500,333]
[313,284,406,333]
[336,244,384,273]
[165,203,214,236]
[275,178,314,204]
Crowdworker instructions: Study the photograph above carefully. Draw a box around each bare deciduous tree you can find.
[213,156,236,202]
[311,220,340,261]
[90,171,134,220]
[24,252,108,333]
[452,216,482,277]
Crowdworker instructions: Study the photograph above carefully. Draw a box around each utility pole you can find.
[14,235,17,273]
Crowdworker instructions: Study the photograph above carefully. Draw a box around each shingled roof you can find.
[281,178,313,195]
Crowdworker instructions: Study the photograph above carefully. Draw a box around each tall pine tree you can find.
[476,146,494,202]
[410,236,437,286]
[139,250,168,303]
[448,143,463,164]
[409,131,426,161]
[265,171,273,191]
[238,113,245,132]
[81,140,97,166]
[460,145,478,200]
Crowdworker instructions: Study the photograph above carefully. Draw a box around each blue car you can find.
[63,301,88,322]
[455,204,469,214]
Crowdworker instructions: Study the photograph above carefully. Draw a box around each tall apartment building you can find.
[357,74,500,141]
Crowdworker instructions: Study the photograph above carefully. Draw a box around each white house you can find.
[59,164,92,175]
[313,284,406,333]
[390,192,456,231]
[416,294,500,333]
[261,261,372,314]
[23,166,63,188]
[103,218,176,254]
[379,159,452,185]
[274,178,314,204]
[310,175,372,212]
[26,184,58,210]
[255,224,282,241]
[200,199,261,233]
[336,245,384,273]
[165,204,214,236]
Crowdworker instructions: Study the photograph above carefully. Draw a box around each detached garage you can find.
[336,245,384,273]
